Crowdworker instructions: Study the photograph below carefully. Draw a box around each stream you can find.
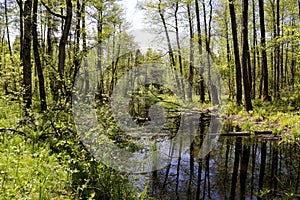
[129,114,300,200]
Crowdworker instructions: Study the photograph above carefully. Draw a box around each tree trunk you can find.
[96,4,104,99]
[23,0,33,112]
[241,0,253,111]
[258,0,271,101]
[57,0,72,98]
[33,0,47,111]
[158,0,175,67]
[225,12,232,98]
[229,0,242,105]
[72,0,81,86]
[195,0,205,103]
[187,1,194,102]
[203,0,217,105]
[5,0,12,56]
[17,0,24,63]
[276,0,280,98]
[252,0,257,99]
[175,0,185,99]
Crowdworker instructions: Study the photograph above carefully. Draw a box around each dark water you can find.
[131,115,300,200]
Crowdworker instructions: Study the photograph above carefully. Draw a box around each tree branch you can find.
[41,0,66,19]
[0,128,27,137]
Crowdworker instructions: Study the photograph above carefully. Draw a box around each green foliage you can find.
[0,97,140,199]
[0,133,71,199]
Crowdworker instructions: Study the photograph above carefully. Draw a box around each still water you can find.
[131,115,300,200]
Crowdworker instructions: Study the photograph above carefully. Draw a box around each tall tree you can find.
[174,0,185,98]
[195,0,205,103]
[228,0,242,105]
[4,0,12,56]
[57,0,72,98]
[158,0,175,67]
[258,0,271,101]
[187,0,194,101]
[23,0,33,112]
[241,0,253,111]
[252,0,257,98]
[33,0,47,111]
[16,0,24,65]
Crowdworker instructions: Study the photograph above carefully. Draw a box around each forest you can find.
[0,0,299,199]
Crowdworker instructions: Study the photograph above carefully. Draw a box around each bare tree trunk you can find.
[225,14,232,99]
[241,0,253,111]
[187,1,194,102]
[72,0,81,86]
[276,0,280,98]
[57,0,72,98]
[258,0,271,101]
[33,0,47,111]
[175,0,185,98]
[158,0,175,67]
[17,0,24,63]
[252,0,257,99]
[96,3,104,99]
[228,0,242,105]
[5,0,12,56]
[195,0,205,103]
[23,0,33,112]
[203,0,217,105]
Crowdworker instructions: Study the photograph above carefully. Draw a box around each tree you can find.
[57,0,72,98]
[33,0,47,111]
[195,0,205,103]
[158,0,175,67]
[187,0,194,101]
[252,0,257,99]
[23,0,33,112]
[228,0,242,105]
[4,0,12,57]
[258,0,271,101]
[241,0,253,111]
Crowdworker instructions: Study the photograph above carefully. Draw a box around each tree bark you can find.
[17,0,24,65]
[252,0,257,99]
[5,0,12,56]
[187,1,194,102]
[33,0,47,111]
[258,0,271,101]
[228,0,242,105]
[241,0,253,111]
[96,3,104,99]
[174,0,185,98]
[57,0,72,97]
[23,0,33,112]
[158,0,175,67]
[72,0,81,86]
[195,0,205,103]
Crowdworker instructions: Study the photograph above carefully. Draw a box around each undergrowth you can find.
[226,87,300,142]
[0,96,140,199]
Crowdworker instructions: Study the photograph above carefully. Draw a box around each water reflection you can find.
[133,116,300,200]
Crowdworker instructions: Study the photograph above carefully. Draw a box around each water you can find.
[130,115,300,200]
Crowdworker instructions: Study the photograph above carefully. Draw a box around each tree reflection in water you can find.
[133,116,300,200]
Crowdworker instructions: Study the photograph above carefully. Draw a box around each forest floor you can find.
[225,86,300,143]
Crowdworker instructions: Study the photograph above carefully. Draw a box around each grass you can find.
[0,134,71,199]
[0,95,140,199]
[226,88,300,142]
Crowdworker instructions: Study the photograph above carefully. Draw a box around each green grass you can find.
[0,96,141,199]
[0,134,71,199]
[226,87,300,141]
